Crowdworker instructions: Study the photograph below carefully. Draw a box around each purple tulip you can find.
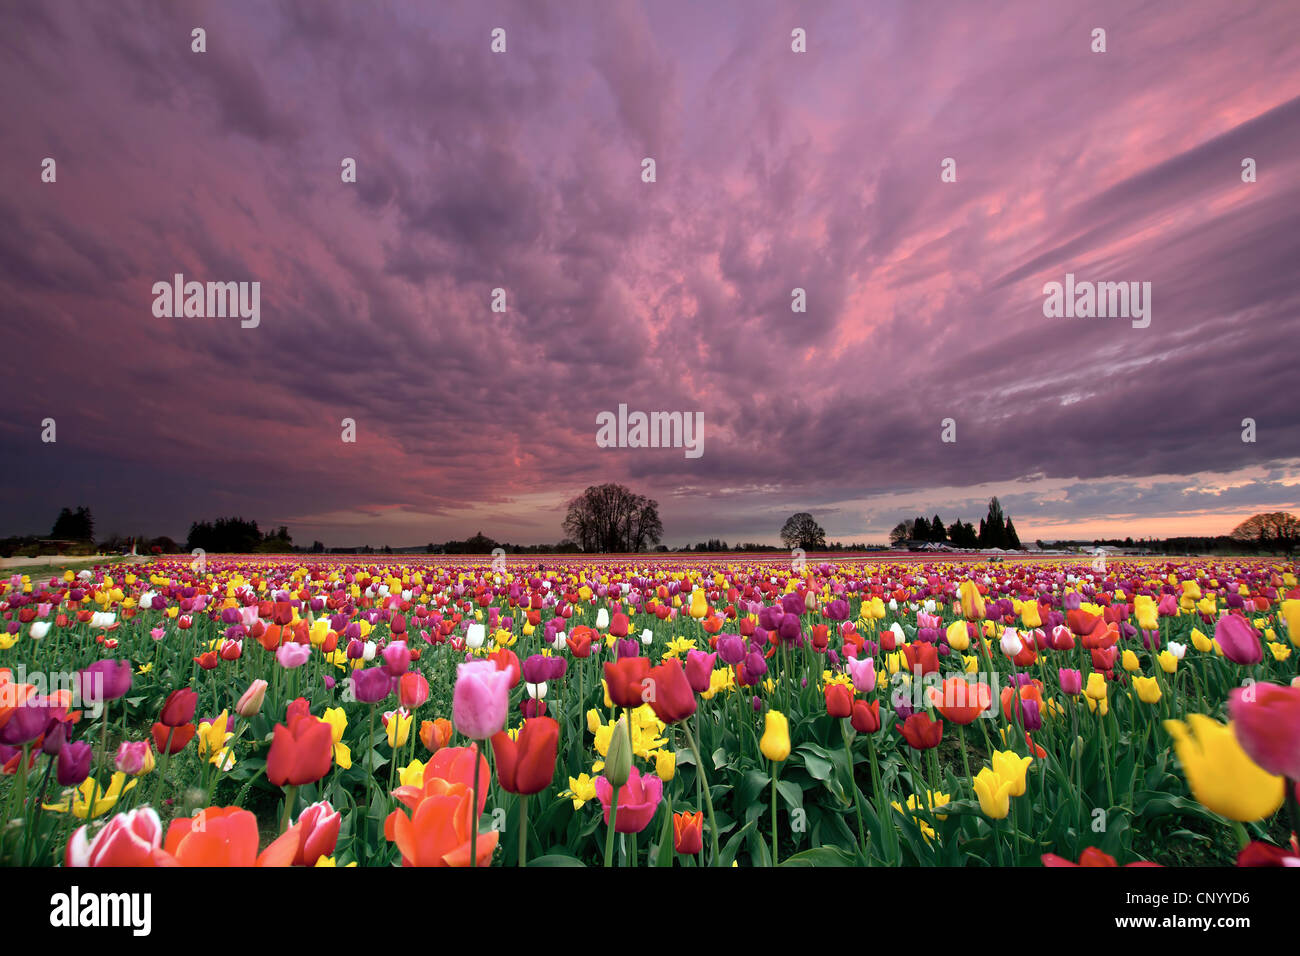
[0,698,55,745]
[1019,698,1042,732]
[1215,614,1263,666]
[41,719,68,755]
[77,659,132,705]
[57,741,93,786]
[777,615,801,644]
[1058,668,1083,695]
[522,654,550,685]
[717,634,746,666]
[350,666,394,704]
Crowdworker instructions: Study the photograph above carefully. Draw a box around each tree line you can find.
[889,497,1021,549]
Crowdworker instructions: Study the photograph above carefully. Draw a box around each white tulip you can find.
[526,681,547,699]
[640,628,654,645]
[29,621,50,639]
[465,623,486,649]
[595,608,610,629]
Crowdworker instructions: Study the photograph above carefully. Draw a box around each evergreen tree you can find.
[930,514,946,542]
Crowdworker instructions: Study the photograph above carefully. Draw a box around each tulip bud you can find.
[604,715,632,788]
[236,679,268,717]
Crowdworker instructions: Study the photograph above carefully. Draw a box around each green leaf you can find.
[780,845,857,867]
[529,853,586,867]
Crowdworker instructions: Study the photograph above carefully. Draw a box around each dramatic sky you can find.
[2,0,1299,548]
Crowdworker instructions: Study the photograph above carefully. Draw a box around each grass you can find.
[2,555,143,579]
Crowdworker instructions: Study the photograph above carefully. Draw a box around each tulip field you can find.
[1,554,1298,868]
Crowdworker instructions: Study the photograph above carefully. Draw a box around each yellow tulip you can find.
[1163,714,1284,822]
[653,748,676,782]
[1133,675,1162,705]
[1084,673,1108,701]
[760,710,791,762]
[385,710,412,748]
[946,620,970,651]
[1020,602,1042,629]
[1121,649,1141,672]
[1281,599,1300,648]
[958,581,985,620]
[973,767,1013,819]
[991,750,1032,797]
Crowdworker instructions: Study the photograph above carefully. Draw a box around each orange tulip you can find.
[162,807,298,866]
[386,777,499,866]
[420,717,453,754]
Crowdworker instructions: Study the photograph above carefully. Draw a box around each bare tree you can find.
[779,512,826,550]
[562,484,663,552]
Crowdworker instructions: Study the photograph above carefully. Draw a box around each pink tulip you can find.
[66,807,165,867]
[1229,683,1300,780]
[595,766,664,834]
[1215,614,1262,666]
[150,627,166,641]
[452,659,510,740]
[277,642,312,669]
[114,740,152,775]
[845,655,877,693]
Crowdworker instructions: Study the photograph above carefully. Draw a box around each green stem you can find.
[770,759,780,866]
[279,784,298,833]
[682,718,719,865]
[471,742,481,867]
[518,794,528,867]
[603,785,621,867]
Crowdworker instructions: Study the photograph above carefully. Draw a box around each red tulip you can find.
[673,810,704,854]
[160,688,197,727]
[604,657,652,709]
[400,671,430,710]
[267,713,334,787]
[647,658,697,724]
[151,721,196,754]
[850,699,880,734]
[901,643,938,676]
[824,683,853,718]
[896,713,943,750]
[491,716,559,795]
[566,626,594,658]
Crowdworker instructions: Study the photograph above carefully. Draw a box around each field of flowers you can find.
[1,554,1297,868]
